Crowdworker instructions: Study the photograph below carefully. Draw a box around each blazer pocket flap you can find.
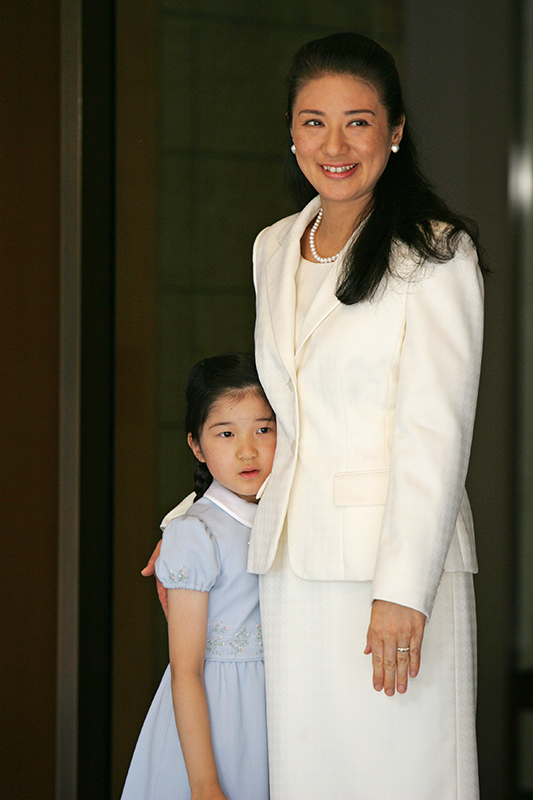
[334,470,389,506]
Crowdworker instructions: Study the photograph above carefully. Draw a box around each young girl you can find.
[121,353,275,800]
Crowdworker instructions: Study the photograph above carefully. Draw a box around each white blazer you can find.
[248,196,484,618]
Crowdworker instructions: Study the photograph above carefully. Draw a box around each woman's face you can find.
[290,73,404,215]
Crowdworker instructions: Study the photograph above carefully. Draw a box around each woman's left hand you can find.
[364,600,426,696]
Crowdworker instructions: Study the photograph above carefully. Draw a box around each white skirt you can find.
[260,528,479,800]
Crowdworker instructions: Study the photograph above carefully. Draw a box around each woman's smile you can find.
[321,163,358,176]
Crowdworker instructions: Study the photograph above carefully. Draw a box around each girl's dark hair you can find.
[286,32,487,303]
[185,353,267,501]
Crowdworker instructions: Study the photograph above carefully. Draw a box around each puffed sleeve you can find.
[371,235,484,619]
[156,514,221,592]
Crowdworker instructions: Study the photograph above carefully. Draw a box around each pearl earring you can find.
[291,144,296,154]
[391,143,400,154]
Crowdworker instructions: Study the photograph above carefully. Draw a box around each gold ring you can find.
[397,646,410,652]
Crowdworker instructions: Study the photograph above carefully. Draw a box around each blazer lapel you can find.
[295,263,341,358]
[295,214,370,357]
[263,196,321,377]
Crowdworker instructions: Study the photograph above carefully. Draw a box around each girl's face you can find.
[290,73,404,215]
[188,389,276,503]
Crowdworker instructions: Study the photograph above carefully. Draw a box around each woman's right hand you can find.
[141,540,168,619]
[364,599,426,696]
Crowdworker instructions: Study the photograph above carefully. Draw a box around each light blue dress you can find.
[121,481,269,800]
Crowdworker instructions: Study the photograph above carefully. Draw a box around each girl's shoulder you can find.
[163,495,226,545]
[157,502,222,591]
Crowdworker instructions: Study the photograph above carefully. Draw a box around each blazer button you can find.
[287,378,294,391]
[290,440,296,455]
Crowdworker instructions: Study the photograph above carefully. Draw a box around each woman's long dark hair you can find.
[185,353,268,500]
[286,32,487,304]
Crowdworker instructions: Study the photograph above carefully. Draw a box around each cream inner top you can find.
[294,255,334,349]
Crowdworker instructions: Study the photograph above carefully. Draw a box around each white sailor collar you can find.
[160,479,266,530]
[204,480,257,528]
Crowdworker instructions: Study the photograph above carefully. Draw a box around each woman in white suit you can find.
[249,33,485,799]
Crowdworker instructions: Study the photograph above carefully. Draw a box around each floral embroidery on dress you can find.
[255,622,263,657]
[205,621,263,659]
[168,567,188,585]
[229,627,251,657]
[206,621,229,656]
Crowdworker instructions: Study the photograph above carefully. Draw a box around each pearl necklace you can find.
[309,208,343,263]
